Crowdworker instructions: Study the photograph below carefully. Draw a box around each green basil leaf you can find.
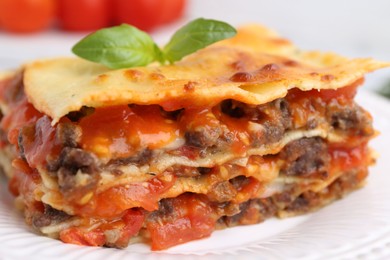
[378,80,390,99]
[72,24,161,69]
[72,19,237,69]
[163,18,237,63]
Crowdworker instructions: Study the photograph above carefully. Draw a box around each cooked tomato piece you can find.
[17,116,60,168]
[115,209,145,247]
[75,174,176,218]
[329,143,369,171]
[61,209,144,248]
[9,160,43,226]
[60,227,106,247]
[1,98,43,143]
[233,177,262,203]
[147,193,216,250]
[8,175,20,196]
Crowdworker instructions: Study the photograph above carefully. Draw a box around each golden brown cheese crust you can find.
[22,24,389,123]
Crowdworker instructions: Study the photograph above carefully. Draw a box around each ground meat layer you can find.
[26,132,372,250]
[0,74,375,250]
[217,168,367,229]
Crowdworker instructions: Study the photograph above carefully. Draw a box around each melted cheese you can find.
[22,24,389,123]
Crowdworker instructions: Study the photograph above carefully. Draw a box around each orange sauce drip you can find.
[79,105,180,158]
[287,78,363,103]
[233,177,262,203]
[213,107,250,154]
[179,108,217,131]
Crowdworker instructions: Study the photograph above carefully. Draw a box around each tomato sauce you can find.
[214,108,250,154]
[21,116,62,168]
[0,73,373,250]
[329,143,370,172]
[288,78,362,103]
[2,77,364,170]
[1,98,43,145]
[60,208,145,247]
[9,158,44,224]
[60,227,106,247]
[146,193,217,250]
[233,177,262,203]
[74,174,176,218]
[79,105,180,158]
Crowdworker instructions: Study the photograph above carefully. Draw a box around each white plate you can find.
[0,91,389,260]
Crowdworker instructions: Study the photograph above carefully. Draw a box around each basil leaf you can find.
[72,24,161,69]
[163,18,237,63]
[72,19,237,69]
[378,80,390,99]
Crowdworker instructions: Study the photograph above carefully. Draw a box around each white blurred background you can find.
[1,0,389,90]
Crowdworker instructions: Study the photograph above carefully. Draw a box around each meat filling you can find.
[32,204,71,228]
[280,137,330,177]
[13,90,373,204]
[327,101,373,136]
[218,168,366,228]
[1,74,374,250]
[54,147,100,198]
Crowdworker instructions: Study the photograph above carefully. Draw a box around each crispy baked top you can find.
[21,24,389,123]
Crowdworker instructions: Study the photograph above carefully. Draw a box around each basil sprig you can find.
[378,82,390,99]
[72,18,237,69]
[162,18,237,63]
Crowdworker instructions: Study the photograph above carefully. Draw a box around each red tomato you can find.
[60,228,106,247]
[113,0,186,31]
[314,78,362,102]
[58,0,111,31]
[0,0,56,33]
[147,194,216,250]
[158,0,186,23]
[60,209,144,247]
[329,144,368,172]
[115,209,145,247]
[288,78,363,103]
[74,175,176,218]
[0,98,43,144]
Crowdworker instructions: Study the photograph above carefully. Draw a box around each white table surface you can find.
[0,0,389,91]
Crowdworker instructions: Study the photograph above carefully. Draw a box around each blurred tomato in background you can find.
[0,0,56,33]
[158,0,187,24]
[113,0,186,31]
[58,0,111,31]
[0,0,186,33]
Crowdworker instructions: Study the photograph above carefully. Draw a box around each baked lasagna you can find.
[0,25,388,250]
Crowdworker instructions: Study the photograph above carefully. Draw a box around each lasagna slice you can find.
[0,25,388,250]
